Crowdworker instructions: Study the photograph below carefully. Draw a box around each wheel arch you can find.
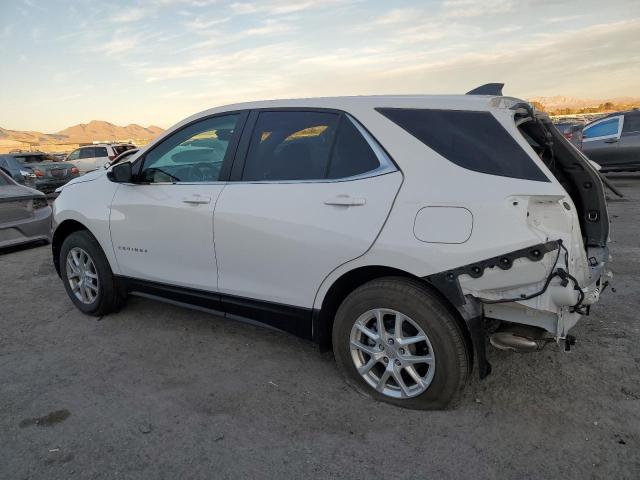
[52,219,94,277]
[312,265,473,361]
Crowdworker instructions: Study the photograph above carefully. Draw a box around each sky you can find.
[1,0,639,132]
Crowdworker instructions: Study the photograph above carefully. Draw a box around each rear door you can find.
[214,109,402,317]
[582,116,623,165]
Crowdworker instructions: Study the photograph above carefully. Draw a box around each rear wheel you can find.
[332,277,470,409]
[60,230,125,316]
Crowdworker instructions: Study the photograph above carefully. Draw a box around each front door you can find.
[109,113,244,291]
[582,115,622,166]
[214,110,402,312]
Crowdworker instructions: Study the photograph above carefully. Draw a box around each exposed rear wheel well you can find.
[313,266,472,360]
[52,220,89,276]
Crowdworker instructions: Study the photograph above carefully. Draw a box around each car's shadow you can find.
[0,240,49,256]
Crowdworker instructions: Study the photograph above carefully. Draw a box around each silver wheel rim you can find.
[349,308,436,399]
[66,247,99,304]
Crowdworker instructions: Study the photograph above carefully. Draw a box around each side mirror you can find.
[108,162,133,183]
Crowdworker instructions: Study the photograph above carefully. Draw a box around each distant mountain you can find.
[528,95,640,111]
[56,121,165,144]
[0,121,164,148]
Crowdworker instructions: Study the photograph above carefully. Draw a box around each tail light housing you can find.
[108,155,116,161]
[70,166,79,175]
[33,169,44,177]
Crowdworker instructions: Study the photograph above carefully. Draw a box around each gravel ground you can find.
[1,175,638,479]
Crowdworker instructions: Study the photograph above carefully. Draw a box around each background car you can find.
[553,119,584,149]
[0,167,52,249]
[0,152,79,193]
[582,109,640,172]
[66,143,136,174]
[106,148,139,168]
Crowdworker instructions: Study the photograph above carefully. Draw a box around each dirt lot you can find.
[1,176,639,480]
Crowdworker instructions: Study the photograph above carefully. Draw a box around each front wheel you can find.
[332,277,470,409]
[60,230,125,316]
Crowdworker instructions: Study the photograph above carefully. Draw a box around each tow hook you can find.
[564,334,577,352]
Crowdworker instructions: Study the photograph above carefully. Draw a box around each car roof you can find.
[197,94,513,113]
[153,93,525,146]
[588,109,640,124]
[10,151,46,156]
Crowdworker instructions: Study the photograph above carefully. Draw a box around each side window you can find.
[242,111,339,181]
[378,108,548,182]
[583,117,620,139]
[67,149,80,161]
[622,114,640,135]
[79,147,95,159]
[328,117,381,179]
[94,147,108,157]
[140,114,240,183]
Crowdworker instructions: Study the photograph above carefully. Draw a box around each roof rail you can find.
[466,83,504,96]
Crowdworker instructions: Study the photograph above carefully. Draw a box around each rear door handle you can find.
[604,138,619,144]
[182,195,211,205]
[324,195,366,206]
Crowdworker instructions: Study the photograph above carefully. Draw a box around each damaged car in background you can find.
[50,84,611,409]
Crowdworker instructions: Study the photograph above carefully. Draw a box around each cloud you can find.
[442,0,514,18]
[231,0,353,16]
[109,7,149,23]
[1,24,13,39]
[97,30,150,56]
[243,18,296,36]
[184,15,231,30]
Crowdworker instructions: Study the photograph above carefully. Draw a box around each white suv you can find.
[51,87,611,409]
[65,143,136,174]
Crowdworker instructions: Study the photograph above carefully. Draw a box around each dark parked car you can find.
[0,167,52,249]
[582,109,640,172]
[0,152,79,193]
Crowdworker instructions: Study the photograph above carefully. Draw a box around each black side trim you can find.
[119,276,224,311]
[117,276,312,339]
[424,240,560,307]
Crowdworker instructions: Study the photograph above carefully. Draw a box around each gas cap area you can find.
[413,206,473,244]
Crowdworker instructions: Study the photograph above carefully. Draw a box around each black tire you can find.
[59,230,125,316]
[332,277,470,410]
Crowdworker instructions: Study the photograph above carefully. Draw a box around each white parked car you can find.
[65,143,136,174]
[51,86,611,409]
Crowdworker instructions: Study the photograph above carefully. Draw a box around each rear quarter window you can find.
[95,147,109,157]
[622,114,640,134]
[377,108,549,182]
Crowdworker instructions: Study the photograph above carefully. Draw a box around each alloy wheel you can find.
[349,308,436,399]
[66,247,100,304]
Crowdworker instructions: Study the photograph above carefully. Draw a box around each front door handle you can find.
[324,195,366,206]
[604,138,619,144]
[182,195,211,205]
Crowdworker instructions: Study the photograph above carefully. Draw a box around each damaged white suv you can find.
[52,84,611,409]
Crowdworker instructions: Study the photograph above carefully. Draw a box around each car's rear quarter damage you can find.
[317,94,610,355]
